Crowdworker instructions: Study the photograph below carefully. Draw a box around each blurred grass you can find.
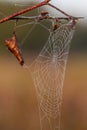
[0,54,86,130]
[62,54,87,130]
[0,55,40,130]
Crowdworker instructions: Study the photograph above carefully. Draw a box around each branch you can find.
[48,3,74,19]
[11,15,83,21]
[0,0,50,24]
[0,0,83,24]
[48,3,84,21]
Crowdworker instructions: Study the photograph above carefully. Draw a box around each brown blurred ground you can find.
[0,54,87,130]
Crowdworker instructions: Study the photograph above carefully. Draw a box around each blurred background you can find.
[0,0,87,130]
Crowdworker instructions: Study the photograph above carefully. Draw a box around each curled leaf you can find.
[5,31,24,66]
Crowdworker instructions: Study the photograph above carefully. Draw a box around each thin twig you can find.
[0,0,50,24]
[11,15,84,22]
[48,3,72,18]
[48,3,84,20]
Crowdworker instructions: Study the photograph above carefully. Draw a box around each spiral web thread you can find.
[29,21,76,130]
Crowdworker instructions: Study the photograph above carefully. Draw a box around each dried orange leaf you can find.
[5,31,24,66]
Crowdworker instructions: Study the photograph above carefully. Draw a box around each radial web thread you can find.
[30,21,75,130]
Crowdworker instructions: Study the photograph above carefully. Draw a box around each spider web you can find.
[29,21,75,130]
[0,2,77,130]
